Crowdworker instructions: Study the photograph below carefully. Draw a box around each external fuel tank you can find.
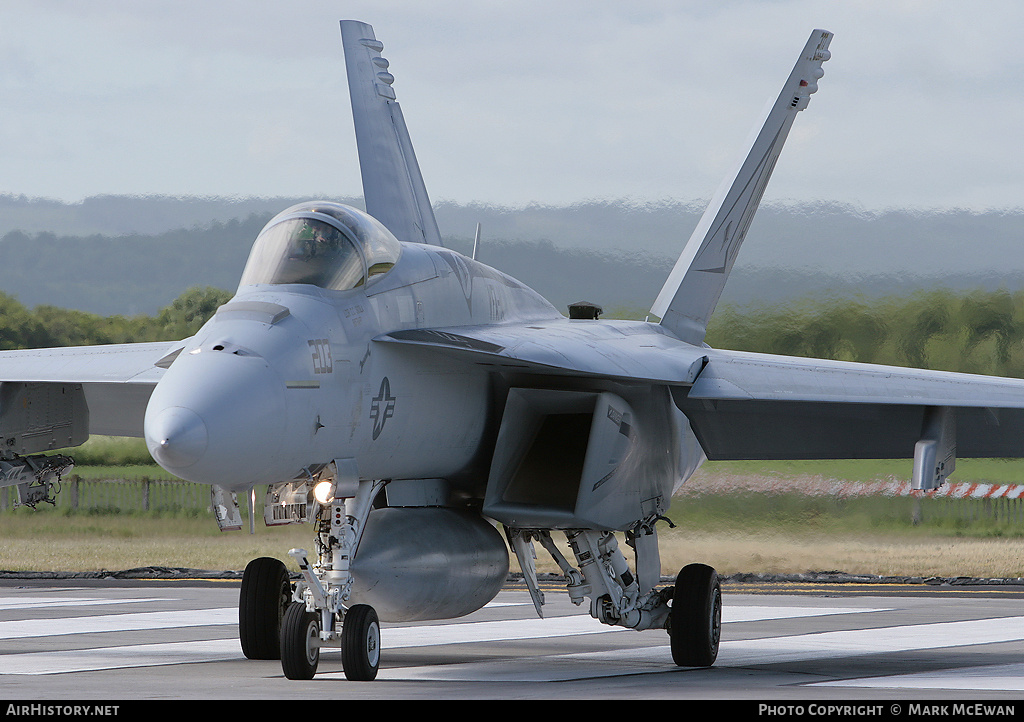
[347,507,509,622]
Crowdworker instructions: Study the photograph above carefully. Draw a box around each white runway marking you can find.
[2,598,1021,691]
[372,616,1024,683]
[379,606,885,649]
[722,605,887,623]
[483,601,533,608]
[0,607,237,640]
[0,604,879,675]
[382,615,621,648]
[0,597,171,611]
[2,640,243,675]
[720,616,1024,667]
[1,614,624,675]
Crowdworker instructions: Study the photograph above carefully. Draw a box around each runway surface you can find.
[1,577,1023,701]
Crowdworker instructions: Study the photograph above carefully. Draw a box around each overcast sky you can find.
[0,1,1021,213]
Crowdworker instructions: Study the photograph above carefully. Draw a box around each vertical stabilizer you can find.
[650,30,832,344]
[340,20,443,246]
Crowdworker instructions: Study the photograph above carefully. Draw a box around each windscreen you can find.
[238,217,365,291]
[238,202,402,291]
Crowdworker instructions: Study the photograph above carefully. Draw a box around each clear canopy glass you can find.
[238,202,402,291]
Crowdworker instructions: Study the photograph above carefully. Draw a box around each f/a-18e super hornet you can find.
[4,21,1024,681]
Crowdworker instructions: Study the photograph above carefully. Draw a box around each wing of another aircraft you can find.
[340,19,443,247]
[0,341,176,438]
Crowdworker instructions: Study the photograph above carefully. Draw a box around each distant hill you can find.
[0,194,1021,316]
[0,194,360,237]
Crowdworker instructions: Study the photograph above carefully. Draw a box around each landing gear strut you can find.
[238,469,386,680]
[507,522,722,669]
[273,475,386,680]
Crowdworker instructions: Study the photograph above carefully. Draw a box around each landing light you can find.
[313,480,336,505]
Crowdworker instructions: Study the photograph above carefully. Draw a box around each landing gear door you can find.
[211,485,243,532]
[264,480,313,526]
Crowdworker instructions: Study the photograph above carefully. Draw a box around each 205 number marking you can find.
[308,339,333,374]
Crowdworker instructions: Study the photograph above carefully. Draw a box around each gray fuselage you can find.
[144,239,561,494]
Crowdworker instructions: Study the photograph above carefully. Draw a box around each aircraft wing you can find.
[380,322,1024,467]
[677,347,1024,461]
[690,348,1024,407]
[376,321,708,385]
[0,341,178,437]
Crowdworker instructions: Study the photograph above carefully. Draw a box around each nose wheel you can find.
[281,602,321,680]
[278,602,381,681]
[341,604,381,681]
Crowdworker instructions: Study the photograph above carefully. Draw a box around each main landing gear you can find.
[240,496,720,677]
[507,524,722,669]
[239,557,291,660]
[669,563,722,667]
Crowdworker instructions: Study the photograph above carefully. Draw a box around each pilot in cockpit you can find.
[292,220,342,261]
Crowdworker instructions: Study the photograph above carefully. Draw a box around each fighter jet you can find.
[3,21,1024,681]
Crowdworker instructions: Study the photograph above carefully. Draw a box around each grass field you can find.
[3,502,1021,579]
[0,512,310,572]
[3,448,1024,578]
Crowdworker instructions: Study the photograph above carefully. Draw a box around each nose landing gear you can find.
[277,600,380,681]
[240,476,386,681]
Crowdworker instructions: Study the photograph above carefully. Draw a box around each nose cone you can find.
[147,406,208,469]
[144,350,288,486]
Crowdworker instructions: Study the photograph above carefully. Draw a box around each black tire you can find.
[239,557,291,660]
[341,604,380,681]
[669,563,722,667]
[281,602,321,680]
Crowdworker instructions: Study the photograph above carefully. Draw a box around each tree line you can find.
[0,286,232,349]
[704,288,1024,378]
[2,285,1024,381]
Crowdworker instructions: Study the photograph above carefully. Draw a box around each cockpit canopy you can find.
[238,202,402,291]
